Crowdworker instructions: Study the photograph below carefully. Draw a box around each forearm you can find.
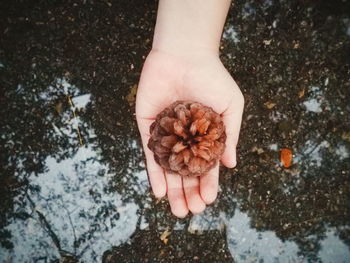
[153,0,231,56]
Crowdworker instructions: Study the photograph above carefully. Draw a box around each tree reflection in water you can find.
[0,77,148,262]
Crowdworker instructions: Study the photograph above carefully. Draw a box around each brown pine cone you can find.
[148,101,226,177]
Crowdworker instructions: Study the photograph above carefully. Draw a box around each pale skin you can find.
[136,0,244,217]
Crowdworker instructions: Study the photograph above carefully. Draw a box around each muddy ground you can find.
[1,0,350,262]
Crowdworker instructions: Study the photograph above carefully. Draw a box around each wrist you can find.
[152,33,219,58]
[152,0,231,58]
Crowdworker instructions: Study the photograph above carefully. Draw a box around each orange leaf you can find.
[160,229,171,245]
[264,101,276,109]
[280,148,293,168]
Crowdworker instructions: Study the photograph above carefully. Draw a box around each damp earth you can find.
[1,0,350,262]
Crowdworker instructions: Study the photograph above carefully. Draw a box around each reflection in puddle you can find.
[227,209,301,263]
[1,146,140,262]
[188,208,226,234]
[0,78,147,262]
[296,139,349,168]
[319,229,350,262]
[303,98,322,113]
[335,145,349,160]
[187,208,350,263]
[71,94,91,109]
[298,140,330,167]
[303,86,325,113]
[186,208,301,262]
[223,26,240,44]
[242,2,256,18]
[227,209,350,263]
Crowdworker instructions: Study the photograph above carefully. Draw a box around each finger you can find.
[183,176,206,214]
[200,164,219,204]
[137,118,167,198]
[221,92,244,168]
[165,172,189,218]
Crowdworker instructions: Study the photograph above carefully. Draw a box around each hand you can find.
[136,48,244,217]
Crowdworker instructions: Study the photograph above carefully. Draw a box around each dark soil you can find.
[1,0,349,262]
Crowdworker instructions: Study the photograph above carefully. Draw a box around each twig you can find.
[67,95,84,146]
[61,200,78,255]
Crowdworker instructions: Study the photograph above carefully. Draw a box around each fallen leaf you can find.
[298,89,305,98]
[105,254,113,263]
[252,146,265,154]
[160,228,171,245]
[293,42,300,49]
[264,101,276,109]
[342,132,350,142]
[126,84,137,106]
[280,148,293,168]
[55,101,63,114]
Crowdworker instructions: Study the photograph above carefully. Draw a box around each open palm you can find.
[136,49,244,217]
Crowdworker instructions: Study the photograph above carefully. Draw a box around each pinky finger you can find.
[199,164,219,204]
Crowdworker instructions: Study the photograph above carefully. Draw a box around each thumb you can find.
[221,90,244,168]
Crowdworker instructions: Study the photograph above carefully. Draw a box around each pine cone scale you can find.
[161,135,177,148]
[172,141,187,153]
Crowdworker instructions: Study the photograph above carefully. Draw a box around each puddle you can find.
[0,146,140,262]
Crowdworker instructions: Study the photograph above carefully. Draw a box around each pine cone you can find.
[148,101,226,177]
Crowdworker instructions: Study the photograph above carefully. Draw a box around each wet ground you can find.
[1,0,350,262]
